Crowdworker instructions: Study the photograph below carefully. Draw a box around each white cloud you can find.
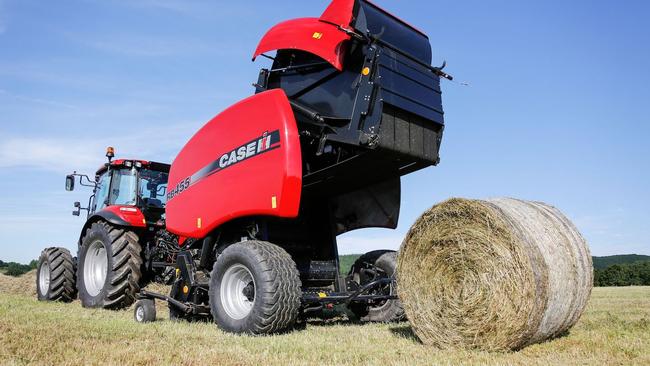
[0,137,102,173]
[0,122,199,174]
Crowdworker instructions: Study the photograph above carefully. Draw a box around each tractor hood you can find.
[253,0,432,69]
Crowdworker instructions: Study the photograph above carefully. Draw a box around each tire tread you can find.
[37,247,77,302]
[209,240,301,335]
[78,221,142,309]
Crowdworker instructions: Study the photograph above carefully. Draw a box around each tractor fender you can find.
[77,206,146,247]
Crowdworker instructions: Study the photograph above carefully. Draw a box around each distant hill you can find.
[592,255,650,269]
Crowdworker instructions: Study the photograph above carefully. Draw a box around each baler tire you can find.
[134,299,156,323]
[77,221,143,310]
[36,247,77,302]
[209,241,301,335]
[349,250,405,323]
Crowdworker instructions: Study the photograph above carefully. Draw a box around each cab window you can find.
[109,169,138,206]
[139,169,169,208]
[93,173,110,212]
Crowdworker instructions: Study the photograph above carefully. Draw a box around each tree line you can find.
[0,260,38,277]
[594,261,650,286]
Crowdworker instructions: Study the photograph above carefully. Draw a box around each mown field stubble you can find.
[0,273,648,365]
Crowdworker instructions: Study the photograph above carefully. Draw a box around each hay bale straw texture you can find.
[0,270,37,297]
[397,198,593,351]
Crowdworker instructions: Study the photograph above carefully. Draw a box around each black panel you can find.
[354,1,433,65]
[269,50,361,119]
[377,51,444,124]
[378,104,443,164]
[330,178,401,235]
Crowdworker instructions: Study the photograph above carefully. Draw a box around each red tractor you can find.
[36,0,450,334]
[37,155,171,308]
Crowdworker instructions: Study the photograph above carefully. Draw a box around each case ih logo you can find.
[167,130,281,201]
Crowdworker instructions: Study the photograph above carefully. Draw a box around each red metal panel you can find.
[252,18,350,71]
[320,0,355,27]
[96,160,157,176]
[110,159,150,166]
[101,205,146,227]
[165,89,302,239]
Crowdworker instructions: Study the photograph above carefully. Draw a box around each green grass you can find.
[1,285,648,365]
[339,254,360,274]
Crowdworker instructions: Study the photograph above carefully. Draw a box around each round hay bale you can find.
[397,198,593,351]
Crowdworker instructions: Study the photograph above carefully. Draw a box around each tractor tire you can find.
[209,241,301,335]
[77,221,143,309]
[36,247,77,302]
[348,250,405,323]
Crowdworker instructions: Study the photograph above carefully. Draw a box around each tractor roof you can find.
[95,159,171,176]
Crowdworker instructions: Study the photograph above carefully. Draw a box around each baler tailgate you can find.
[377,53,444,125]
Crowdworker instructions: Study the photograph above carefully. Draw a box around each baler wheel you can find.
[209,241,301,334]
[134,299,156,323]
[36,247,77,302]
[77,221,143,309]
[348,250,405,323]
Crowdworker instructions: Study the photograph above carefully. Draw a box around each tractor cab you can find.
[65,147,170,226]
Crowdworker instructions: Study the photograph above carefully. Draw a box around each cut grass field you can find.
[1,273,649,365]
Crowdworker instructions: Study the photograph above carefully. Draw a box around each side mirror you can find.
[65,175,75,191]
[72,202,81,216]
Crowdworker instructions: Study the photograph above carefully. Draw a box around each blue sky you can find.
[0,0,648,263]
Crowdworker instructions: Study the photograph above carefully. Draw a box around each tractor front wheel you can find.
[77,222,143,309]
[209,241,301,334]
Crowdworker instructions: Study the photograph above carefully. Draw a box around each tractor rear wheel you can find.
[77,221,143,309]
[36,247,77,302]
[209,241,301,334]
[348,250,405,323]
